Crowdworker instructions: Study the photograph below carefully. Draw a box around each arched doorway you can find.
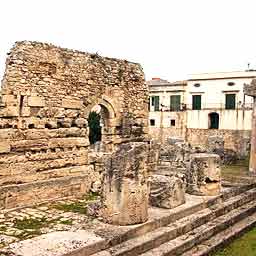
[88,110,102,145]
[88,103,113,145]
[209,112,219,129]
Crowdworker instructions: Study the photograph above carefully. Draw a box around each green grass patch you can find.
[52,201,87,214]
[59,219,73,225]
[222,158,249,177]
[12,217,60,240]
[84,191,99,201]
[51,192,99,214]
[15,229,42,240]
[13,217,48,230]
[213,227,256,255]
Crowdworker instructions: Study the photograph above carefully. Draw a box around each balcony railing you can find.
[149,103,253,112]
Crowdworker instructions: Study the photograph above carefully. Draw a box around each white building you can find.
[148,78,187,141]
[148,70,256,156]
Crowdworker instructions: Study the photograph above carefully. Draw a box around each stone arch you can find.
[88,97,119,150]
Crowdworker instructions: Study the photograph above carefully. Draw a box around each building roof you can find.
[147,78,187,87]
[188,70,256,81]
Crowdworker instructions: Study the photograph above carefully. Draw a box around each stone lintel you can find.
[0,141,11,154]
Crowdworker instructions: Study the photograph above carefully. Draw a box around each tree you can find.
[88,111,102,145]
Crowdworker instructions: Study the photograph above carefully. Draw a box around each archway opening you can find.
[88,110,102,145]
[88,104,112,145]
[209,112,219,129]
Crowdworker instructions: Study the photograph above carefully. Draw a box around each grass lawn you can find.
[213,227,256,256]
[221,159,249,177]
[214,157,254,255]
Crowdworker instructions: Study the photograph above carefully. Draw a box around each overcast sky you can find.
[0,0,256,82]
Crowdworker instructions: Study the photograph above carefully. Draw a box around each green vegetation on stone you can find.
[221,158,249,177]
[84,191,99,201]
[13,217,48,230]
[213,227,256,256]
[12,217,60,240]
[52,201,87,214]
[59,219,73,225]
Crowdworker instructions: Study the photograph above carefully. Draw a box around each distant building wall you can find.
[148,72,255,157]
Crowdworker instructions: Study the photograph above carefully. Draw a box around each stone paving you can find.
[0,194,101,250]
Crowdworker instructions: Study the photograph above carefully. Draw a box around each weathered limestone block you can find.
[101,142,149,225]
[207,136,224,153]
[62,99,83,109]
[0,106,19,117]
[27,96,45,107]
[0,141,11,154]
[149,174,185,209]
[186,153,221,196]
[1,94,17,105]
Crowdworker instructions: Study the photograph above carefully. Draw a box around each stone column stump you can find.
[186,153,221,196]
[149,174,186,209]
[101,142,149,225]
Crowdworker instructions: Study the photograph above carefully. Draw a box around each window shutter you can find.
[192,95,201,110]
[170,95,181,111]
[155,96,160,111]
[225,94,236,109]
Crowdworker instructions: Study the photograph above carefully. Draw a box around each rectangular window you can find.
[151,96,160,111]
[150,119,155,126]
[170,95,181,111]
[192,95,201,110]
[225,94,236,109]
[170,119,175,126]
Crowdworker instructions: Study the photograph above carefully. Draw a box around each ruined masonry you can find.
[244,79,256,173]
[0,41,149,209]
[101,142,149,225]
[187,153,221,196]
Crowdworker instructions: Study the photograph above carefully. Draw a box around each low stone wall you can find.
[186,128,251,158]
[149,127,185,142]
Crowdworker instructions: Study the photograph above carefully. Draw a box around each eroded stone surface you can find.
[0,41,148,209]
[149,174,186,209]
[186,153,221,196]
[3,231,104,256]
[100,142,149,225]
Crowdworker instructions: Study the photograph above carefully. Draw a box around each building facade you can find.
[148,78,187,142]
[148,71,256,157]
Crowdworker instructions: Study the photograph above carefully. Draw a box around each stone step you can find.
[140,199,256,256]
[91,186,256,256]
[182,211,256,256]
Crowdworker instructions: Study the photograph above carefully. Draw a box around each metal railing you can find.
[149,103,253,112]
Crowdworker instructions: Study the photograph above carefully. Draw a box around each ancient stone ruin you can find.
[244,79,256,172]
[1,41,256,256]
[186,153,221,196]
[0,41,148,210]
[101,142,149,225]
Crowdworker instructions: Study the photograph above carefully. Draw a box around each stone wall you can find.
[186,128,251,158]
[0,41,148,209]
